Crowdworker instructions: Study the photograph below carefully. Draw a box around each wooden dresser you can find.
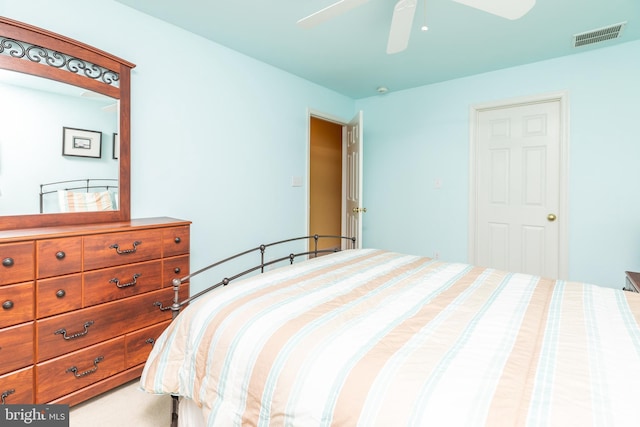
[0,217,190,406]
[624,271,640,293]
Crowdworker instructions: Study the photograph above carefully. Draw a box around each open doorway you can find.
[309,116,343,252]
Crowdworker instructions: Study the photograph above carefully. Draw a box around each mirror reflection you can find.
[0,69,119,216]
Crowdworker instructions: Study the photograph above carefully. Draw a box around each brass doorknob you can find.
[547,213,557,222]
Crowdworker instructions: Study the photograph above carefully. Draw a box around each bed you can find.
[139,237,640,427]
[39,178,118,213]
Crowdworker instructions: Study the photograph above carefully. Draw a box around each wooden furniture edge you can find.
[624,271,640,293]
[0,217,192,243]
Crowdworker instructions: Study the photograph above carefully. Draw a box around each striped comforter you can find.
[140,249,640,426]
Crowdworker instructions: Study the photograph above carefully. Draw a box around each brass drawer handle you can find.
[2,257,14,268]
[145,338,155,345]
[1,388,15,404]
[66,356,104,379]
[109,240,142,255]
[110,273,141,289]
[55,251,66,260]
[54,320,94,340]
[2,300,13,310]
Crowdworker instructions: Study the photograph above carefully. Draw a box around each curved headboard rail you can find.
[158,235,357,317]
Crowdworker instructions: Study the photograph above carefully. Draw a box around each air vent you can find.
[573,22,626,48]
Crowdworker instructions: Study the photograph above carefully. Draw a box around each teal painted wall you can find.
[1,0,355,294]
[3,0,638,290]
[356,40,640,288]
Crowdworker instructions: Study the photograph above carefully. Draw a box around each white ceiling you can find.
[114,0,640,99]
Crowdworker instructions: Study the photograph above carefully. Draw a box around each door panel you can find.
[475,100,561,277]
[345,111,363,249]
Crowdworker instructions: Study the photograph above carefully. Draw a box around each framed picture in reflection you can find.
[62,127,102,158]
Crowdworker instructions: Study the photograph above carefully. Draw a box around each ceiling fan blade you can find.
[451,0,536,20]
[386,0,418,54]
[297,0,372,28]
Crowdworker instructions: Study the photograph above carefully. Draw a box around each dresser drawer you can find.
[83,229,163,271]
[0,282,34,328]
[0,242,34,286]
[0,322,33,375]
[36,237,82,279]
[37,286,188,362]
[163,226,190,257]
[83,260,163,307]
[37,274,82,318]
[125,320,171,368]
[0,366,33,404]
[162,255,190,287]
[36,336,125,403]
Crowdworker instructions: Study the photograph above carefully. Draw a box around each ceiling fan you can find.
[297,0,536,54]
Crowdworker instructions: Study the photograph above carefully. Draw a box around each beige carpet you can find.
[69,379,172,427]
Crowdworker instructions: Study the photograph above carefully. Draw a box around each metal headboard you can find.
[157,234,357,319]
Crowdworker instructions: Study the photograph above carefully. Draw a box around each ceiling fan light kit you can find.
[297,0,536,54]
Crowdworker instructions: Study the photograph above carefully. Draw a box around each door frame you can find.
[306,108,349,243]
[467,91,570,279]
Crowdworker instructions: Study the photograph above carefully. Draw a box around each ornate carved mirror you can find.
[0,17,135,231]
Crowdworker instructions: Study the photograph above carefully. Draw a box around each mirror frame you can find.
[0,17,135,231]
